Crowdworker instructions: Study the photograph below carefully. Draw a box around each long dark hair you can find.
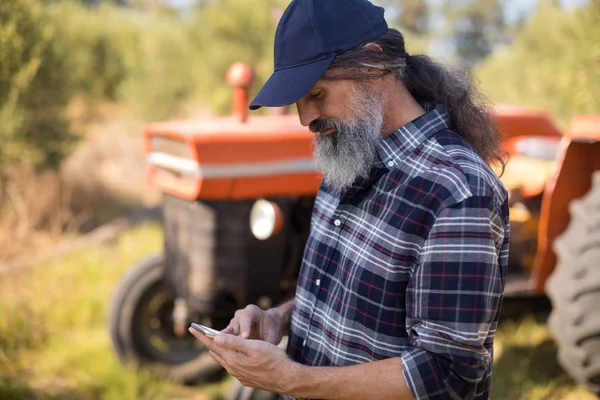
[326,28,508,174]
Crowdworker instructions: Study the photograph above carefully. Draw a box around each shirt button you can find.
[388,160,395,167]
[334,219,341,226]
[303,339,307,346]
[316,279,321,286]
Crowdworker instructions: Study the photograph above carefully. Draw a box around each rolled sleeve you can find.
[402,195,507,400]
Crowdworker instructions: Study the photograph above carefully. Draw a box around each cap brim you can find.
[249,55,335,110]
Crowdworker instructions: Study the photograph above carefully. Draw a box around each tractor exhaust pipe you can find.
[226,62,254,123]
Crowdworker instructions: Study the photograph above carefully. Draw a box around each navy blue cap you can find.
[249,0,388,110]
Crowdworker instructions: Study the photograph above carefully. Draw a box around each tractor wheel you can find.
[546,171,600,394]
[108,253,224,384]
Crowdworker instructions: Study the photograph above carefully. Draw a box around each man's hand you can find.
[189,329,298,394]
[221,303,288,345]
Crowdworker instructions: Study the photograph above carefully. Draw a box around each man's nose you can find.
[296,102,320,127]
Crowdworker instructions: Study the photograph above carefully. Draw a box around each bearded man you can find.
[189,0,510,399]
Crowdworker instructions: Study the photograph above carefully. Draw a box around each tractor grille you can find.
[161,194,301,314]
[150,135,192,159]
[148,135,198,180]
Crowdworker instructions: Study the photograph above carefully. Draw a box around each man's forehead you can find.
[311,70,350,88]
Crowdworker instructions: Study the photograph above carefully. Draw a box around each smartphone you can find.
[190,323,220,338]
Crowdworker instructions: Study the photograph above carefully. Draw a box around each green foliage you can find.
[117,11,196,121]
[491,315,598,400]
[0,223,170,399]
[0,223,232,400]
[45,1,141,103]
[376,0,512,66]
[44,1,200,122]
[443,0,510,66]
[476,1,600,128]
[396,0,429,35]
[375,0,430,35]
[0,0,78,171]
[40,0,291,121]
[186,0,290,115]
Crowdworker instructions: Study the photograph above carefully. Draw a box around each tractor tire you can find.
[108,253,224,384]
[546,171,600,394]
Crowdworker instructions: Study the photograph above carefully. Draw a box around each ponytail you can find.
[328,29,508,175]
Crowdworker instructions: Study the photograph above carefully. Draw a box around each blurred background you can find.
[0,0,598,399]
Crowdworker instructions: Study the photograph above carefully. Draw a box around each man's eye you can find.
[311,92,323,99]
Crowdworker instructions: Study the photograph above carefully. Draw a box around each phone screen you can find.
[191,323,220,338]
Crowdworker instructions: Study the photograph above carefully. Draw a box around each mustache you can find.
[309,119,337,134]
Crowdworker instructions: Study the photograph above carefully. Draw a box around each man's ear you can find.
[362,42,383,53]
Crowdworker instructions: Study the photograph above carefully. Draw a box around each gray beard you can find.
[312,91,385,190]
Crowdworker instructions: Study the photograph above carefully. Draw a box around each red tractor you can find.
[107,62,600,397]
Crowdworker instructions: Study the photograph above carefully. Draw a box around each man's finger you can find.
[221,324,236,335]
[190,328,236,361]
[189,328,217,350]
[214,333,257,353]
[209,350,227,368]
[238,312,256,339]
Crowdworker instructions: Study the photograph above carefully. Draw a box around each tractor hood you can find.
[143,114,321,200]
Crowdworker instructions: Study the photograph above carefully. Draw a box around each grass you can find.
[0,222,227,400]
[0,221,597,400]
[492,315,597,400]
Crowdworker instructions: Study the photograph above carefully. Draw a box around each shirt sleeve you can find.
[401,195,508,400]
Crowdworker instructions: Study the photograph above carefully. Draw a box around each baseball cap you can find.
[249,0,388,110]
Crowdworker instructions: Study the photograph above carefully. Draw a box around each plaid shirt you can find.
[284,103,510,400]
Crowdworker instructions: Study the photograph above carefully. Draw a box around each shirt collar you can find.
[376,102,451,169]
[325,102,451,197]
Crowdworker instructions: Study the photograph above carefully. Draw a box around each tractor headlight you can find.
[250,200,283,240]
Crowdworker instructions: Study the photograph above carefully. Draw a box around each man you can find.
[189,0,510,399]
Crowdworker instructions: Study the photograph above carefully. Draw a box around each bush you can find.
[475,1,600,129]
[0,0,78,171]
[117,11,197,121]
[186,0,290,115]
[45,1,141,105]
[43,2,205,122]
